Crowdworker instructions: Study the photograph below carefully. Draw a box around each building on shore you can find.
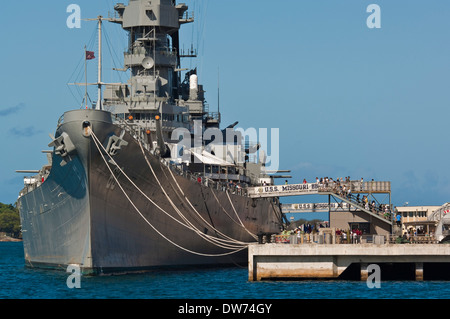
[396,205,442,236]
[396,205,441,224]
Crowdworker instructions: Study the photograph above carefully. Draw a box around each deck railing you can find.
[263,233,439,245]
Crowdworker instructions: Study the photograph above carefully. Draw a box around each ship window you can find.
[146,10,156,21]
[142,113,152,121]
[163,114,175,121]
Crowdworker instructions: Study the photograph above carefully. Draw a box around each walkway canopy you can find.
[186,149,234,166]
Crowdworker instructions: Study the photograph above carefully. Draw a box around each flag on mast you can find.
[86,51,95,60]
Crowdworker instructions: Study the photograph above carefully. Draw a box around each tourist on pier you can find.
[402,232,409,242]
[296,228,301,243]
[335,229,341,244]
[342,230,347,244]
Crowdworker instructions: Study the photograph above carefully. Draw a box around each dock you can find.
[247,181,393,231]
[248,241,450,281]
[246,179,450,282]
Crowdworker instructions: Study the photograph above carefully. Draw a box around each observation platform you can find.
[247,181,390,198]
[247,181,393,225]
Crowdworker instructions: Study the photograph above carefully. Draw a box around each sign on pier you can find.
[247,183,319,198]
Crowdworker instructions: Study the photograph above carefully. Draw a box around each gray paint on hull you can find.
[18,110,282,274]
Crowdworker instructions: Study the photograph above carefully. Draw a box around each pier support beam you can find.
[360,263,369,281]
[415,262,424,281]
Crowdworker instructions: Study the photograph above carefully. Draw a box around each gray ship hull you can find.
[18,109,282,274]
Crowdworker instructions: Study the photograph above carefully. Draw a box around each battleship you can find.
[16,0,284,274]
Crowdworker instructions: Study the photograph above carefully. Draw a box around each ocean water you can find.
[1,242,450,300]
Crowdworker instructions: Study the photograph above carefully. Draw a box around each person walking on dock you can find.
[396,214,401,226]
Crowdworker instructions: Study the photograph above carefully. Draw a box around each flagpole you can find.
[84,45,88,109]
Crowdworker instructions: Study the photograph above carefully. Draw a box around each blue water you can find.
[1,242,450,299]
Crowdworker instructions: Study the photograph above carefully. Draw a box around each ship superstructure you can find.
[101,1,218,158]
[16,0,284,274]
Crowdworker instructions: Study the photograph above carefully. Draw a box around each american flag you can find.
[86,51,95,60]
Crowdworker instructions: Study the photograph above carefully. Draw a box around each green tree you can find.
[0,202,21,238]
[0,203,15,214]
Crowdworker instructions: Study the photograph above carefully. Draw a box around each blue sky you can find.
[1,0,450,211]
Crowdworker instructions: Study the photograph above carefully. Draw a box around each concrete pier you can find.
[248,243,450,281]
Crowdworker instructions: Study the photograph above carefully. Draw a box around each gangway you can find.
[428,202,450,222]
[427,203,450,242]
[326,191,391,224]
[282,202,354,213]
[247,181,393,225]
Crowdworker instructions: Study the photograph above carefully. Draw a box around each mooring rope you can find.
[158,145,259,241]
[91,128,246,250]
[88,128,249,256]
[225,191,258,240]
[136,139,249,248]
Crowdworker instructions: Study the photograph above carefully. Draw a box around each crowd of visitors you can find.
[277,226,365,244]
[304,176,392,219]
[335,228,363,244]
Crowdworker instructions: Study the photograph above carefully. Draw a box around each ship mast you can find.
[97,16,102,111]
[69,15,122,110]
[84,45,88,109]
[84,15,104,110]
